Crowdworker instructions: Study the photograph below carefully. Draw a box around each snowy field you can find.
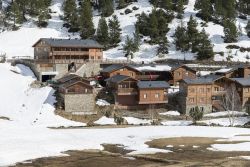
[0,63,250,166]
[0,0,249,62]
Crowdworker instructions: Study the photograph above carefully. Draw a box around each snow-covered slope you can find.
[0,0,249,61]
[0,63,83,127]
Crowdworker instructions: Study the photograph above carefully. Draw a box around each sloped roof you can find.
[57,74,81,83]
[231,78,250,87]
[137,81,170,89]
[105,75,133,83]
[33,38,103,48]
[59,80,93,89]
[182,74,224,85]
[101,64,139,73]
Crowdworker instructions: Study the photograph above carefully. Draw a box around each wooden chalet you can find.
[179,75,234,114]
[33,38,104,63]
[106,75,170,108]
[230,78,250,112]
[100,64,140,79]
[137,81,170,104]
[57,74,96,114]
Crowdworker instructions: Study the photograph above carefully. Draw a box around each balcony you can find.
[51,51,89,56]
[117,88,138,95]
[212,90,226,96]
[136,75,160,80]
[138,96,168,104]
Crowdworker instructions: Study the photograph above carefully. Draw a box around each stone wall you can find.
[75,62,101,77]
[64,93,96,114]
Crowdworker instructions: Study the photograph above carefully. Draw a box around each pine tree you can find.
[96,17,109,48]
[173,24,189,52]
[135,12,149,35]
[36,0,49,27]
[117,0,127,9]
[9,1,22,29]
[195,0,212,22]
[79,0,95,39]
[160,0,172,11]
[196,28,214,60]
[108,15,121,47]
[157,36,169,55]
[176,0,184,19]
[187,15,199,52]
[132,29,140,52]
[123,35,135,59]
[149,9,159,41]
[101,0,114,17]
[63,0,78,29]
[214,0,224,19]
[223,19,238,43]
[223,0,236,19]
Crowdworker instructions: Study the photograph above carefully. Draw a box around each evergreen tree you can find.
[108,15,121,46]
[135,12,149,35]
[36,0,49,27]
[149,9,159,40]
[9,1,22,29]
[157,36,169,55]
[189,106,203,124]
[214,0,224,19]
[223,0,236,19]
[173,24,189,52]
[196,28,214,60]
[223,19,238,43]
[123,35,135,59]
[63,0,78,29]
[187,15,199,52]
[117,0,127,9]
[238,0,250,15]
[101,0,114,17]
[176,0,184,19]
[195,0,212,22]
[160,0,172,11]
[246,20,250,38]
[79,0,95,39]
[96,17,109,48]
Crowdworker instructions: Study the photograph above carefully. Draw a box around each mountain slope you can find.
[0,0,249,62]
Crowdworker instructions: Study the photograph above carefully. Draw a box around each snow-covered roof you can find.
[215,68,233,74]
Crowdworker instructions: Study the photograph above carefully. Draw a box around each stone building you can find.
[57,74,96,115]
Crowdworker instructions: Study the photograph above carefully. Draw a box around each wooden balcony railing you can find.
[51,51,89,56]
[117,88,138,95]
[136,75,160,80]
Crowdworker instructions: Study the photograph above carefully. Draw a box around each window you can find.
[200,97,205,102]
[91,56,94,59]
[98,56,101,59]
[130,72,134,77]
[143,94,147,99]
[189,98,194,103]
[177,72,181,76]
[185,72,189,75]
[120,68,124,71]
[155,93,160,98]
[207,88,210,92]
[85,89,88,93]
[189,88,195,93]
[199,88,204,93]
[245,88,249,93]
[200,107,204,112]
[214,87,219,92]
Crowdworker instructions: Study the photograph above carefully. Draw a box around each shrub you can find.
[189,106,203,124]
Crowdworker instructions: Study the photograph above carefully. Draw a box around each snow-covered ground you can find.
[160,111,180,116]
[204,111,248,118]
[124,117,151,125]
[1,63,250,165]
[94,116,116,125]
[0,0,248,62]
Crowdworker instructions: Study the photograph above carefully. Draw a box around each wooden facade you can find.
[33,38,103,63]
[170,65,197,86]
[138,88,168,104]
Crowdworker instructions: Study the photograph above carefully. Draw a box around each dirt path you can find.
[14,137,250,167]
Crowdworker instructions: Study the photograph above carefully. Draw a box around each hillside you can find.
[0,0,249,62]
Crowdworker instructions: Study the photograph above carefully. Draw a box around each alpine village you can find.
[1,0,250,166]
